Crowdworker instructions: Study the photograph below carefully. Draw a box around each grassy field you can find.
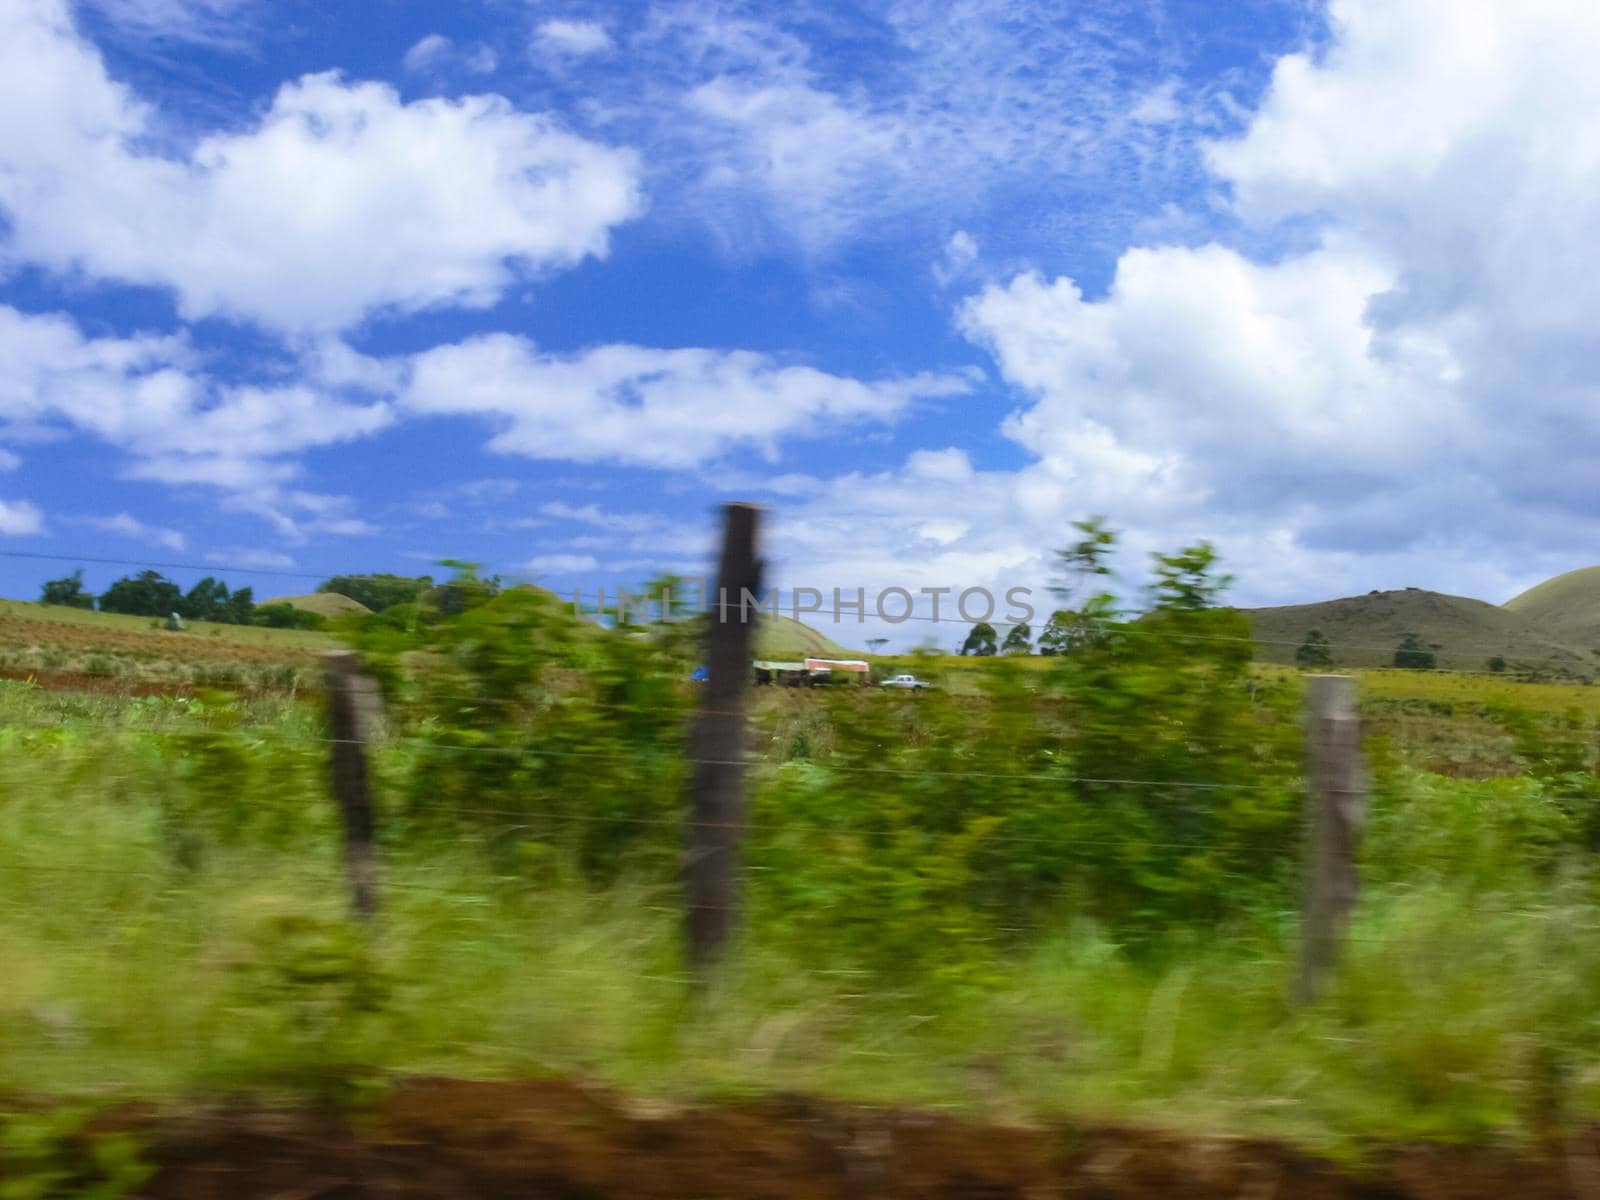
[0,600,333,690]
[3,591,1600,1157]
[1,683,1598,1155]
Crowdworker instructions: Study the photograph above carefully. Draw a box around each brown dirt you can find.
[50,1077,1600,1199]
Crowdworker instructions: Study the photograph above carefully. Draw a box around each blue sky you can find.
[3,0,1598,645]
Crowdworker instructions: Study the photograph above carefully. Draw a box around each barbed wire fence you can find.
[4,505,1599,1013]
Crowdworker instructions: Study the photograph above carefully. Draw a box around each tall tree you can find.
[99,570,182,618]
[318,573,433,612]
[961,621,998,656]
[1037,610,1073,656]
[1393,632,1437,670]
[1001,622,1033,654]
[1295,629,1334,668]
[40,569,94,609]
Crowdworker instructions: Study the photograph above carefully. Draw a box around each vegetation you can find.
[1001,622,1032,654]
[1296,628,1334,668]
[1393,632,1438,670]
[38,570,94,610]
[250,602,327,630]
[5,548,1600,1156]
[960,621,998,656]
[317,573,434,613]
[1504,563,1600,649]
[1244,587,1590,676]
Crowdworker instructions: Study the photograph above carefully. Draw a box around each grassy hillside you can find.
[1242,588,1593,676]
[1503,564,1600,651]
[261,591,372,618]
[755,614,855,658]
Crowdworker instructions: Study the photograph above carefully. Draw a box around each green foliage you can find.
[319,573,433,612]
[345,565,690,879]
[1036,609,1073,656]
[1296,629,1334,669]
[6,671,1600,1146]
[251,601,326,630]
[223,908,388,1102]
[1488,655,1508,673]
[0,1107,153,1200]
[178,576,254,624]
[1050,515,1116,607]
[98,570,180,618]
[38,570,94,610]
[960,621,998,656]
[1394,632,1438,670]
[1001,622,1033,654]
[752,527,1303,979]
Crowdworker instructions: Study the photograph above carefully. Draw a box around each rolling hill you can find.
[1242,588,1593,676]
[260,592,373,619]
[1504,565,1600,652]
[755,614,856,659]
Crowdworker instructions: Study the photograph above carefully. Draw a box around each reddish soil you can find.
[51,1077,1600,1199]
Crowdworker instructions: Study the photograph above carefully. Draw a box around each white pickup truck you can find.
[881,673,931,690]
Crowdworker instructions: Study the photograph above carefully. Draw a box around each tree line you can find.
[36,568,444,629]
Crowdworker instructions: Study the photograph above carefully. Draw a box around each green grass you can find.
[1242,588,1592,675]
[1,600,332,649]
[2,683,1600,1153]
[1505,564,1600,651]
[259,592,372,619]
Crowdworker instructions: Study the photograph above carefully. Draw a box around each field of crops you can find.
[2,588,1600,1191]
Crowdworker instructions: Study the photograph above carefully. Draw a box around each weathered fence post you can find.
[324,650,382,921]
[685,502,763,985]
[1295,674,1367,1005]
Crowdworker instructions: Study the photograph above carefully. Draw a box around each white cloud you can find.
[0,499,43,536]
[402,335,973,469]
[535,19,613,57]
[622,0,1210,253]
[933,229,980,286]
[404,34,497,76]
[1130,79,1182,124]
[0,0,641,333]
[0,448,20,472]
[0,306,391,489]
[521,553,601,573]
[74,512,186,551]
[917,0,1600,609]
[403,33,452,73]
[83,0,256,47]
[684,77,908,251]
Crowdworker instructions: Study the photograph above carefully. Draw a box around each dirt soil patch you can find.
[50,1077,1600,1199]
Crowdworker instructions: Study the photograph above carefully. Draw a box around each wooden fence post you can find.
[324,650,381,921]
[685,502,763,985]
[1295,674,1367,1005]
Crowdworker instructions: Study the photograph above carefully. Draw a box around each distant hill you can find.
[261,593,372,619]
[1504,565,1600,652]
[1241,588,1592,676]
[755,614,855,659]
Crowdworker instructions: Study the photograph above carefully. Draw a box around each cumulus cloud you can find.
[0,0,641,333]
[402,335,974,468]
[0,499,44,536]
[0,305,391,498]
[935,0,1600,606]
